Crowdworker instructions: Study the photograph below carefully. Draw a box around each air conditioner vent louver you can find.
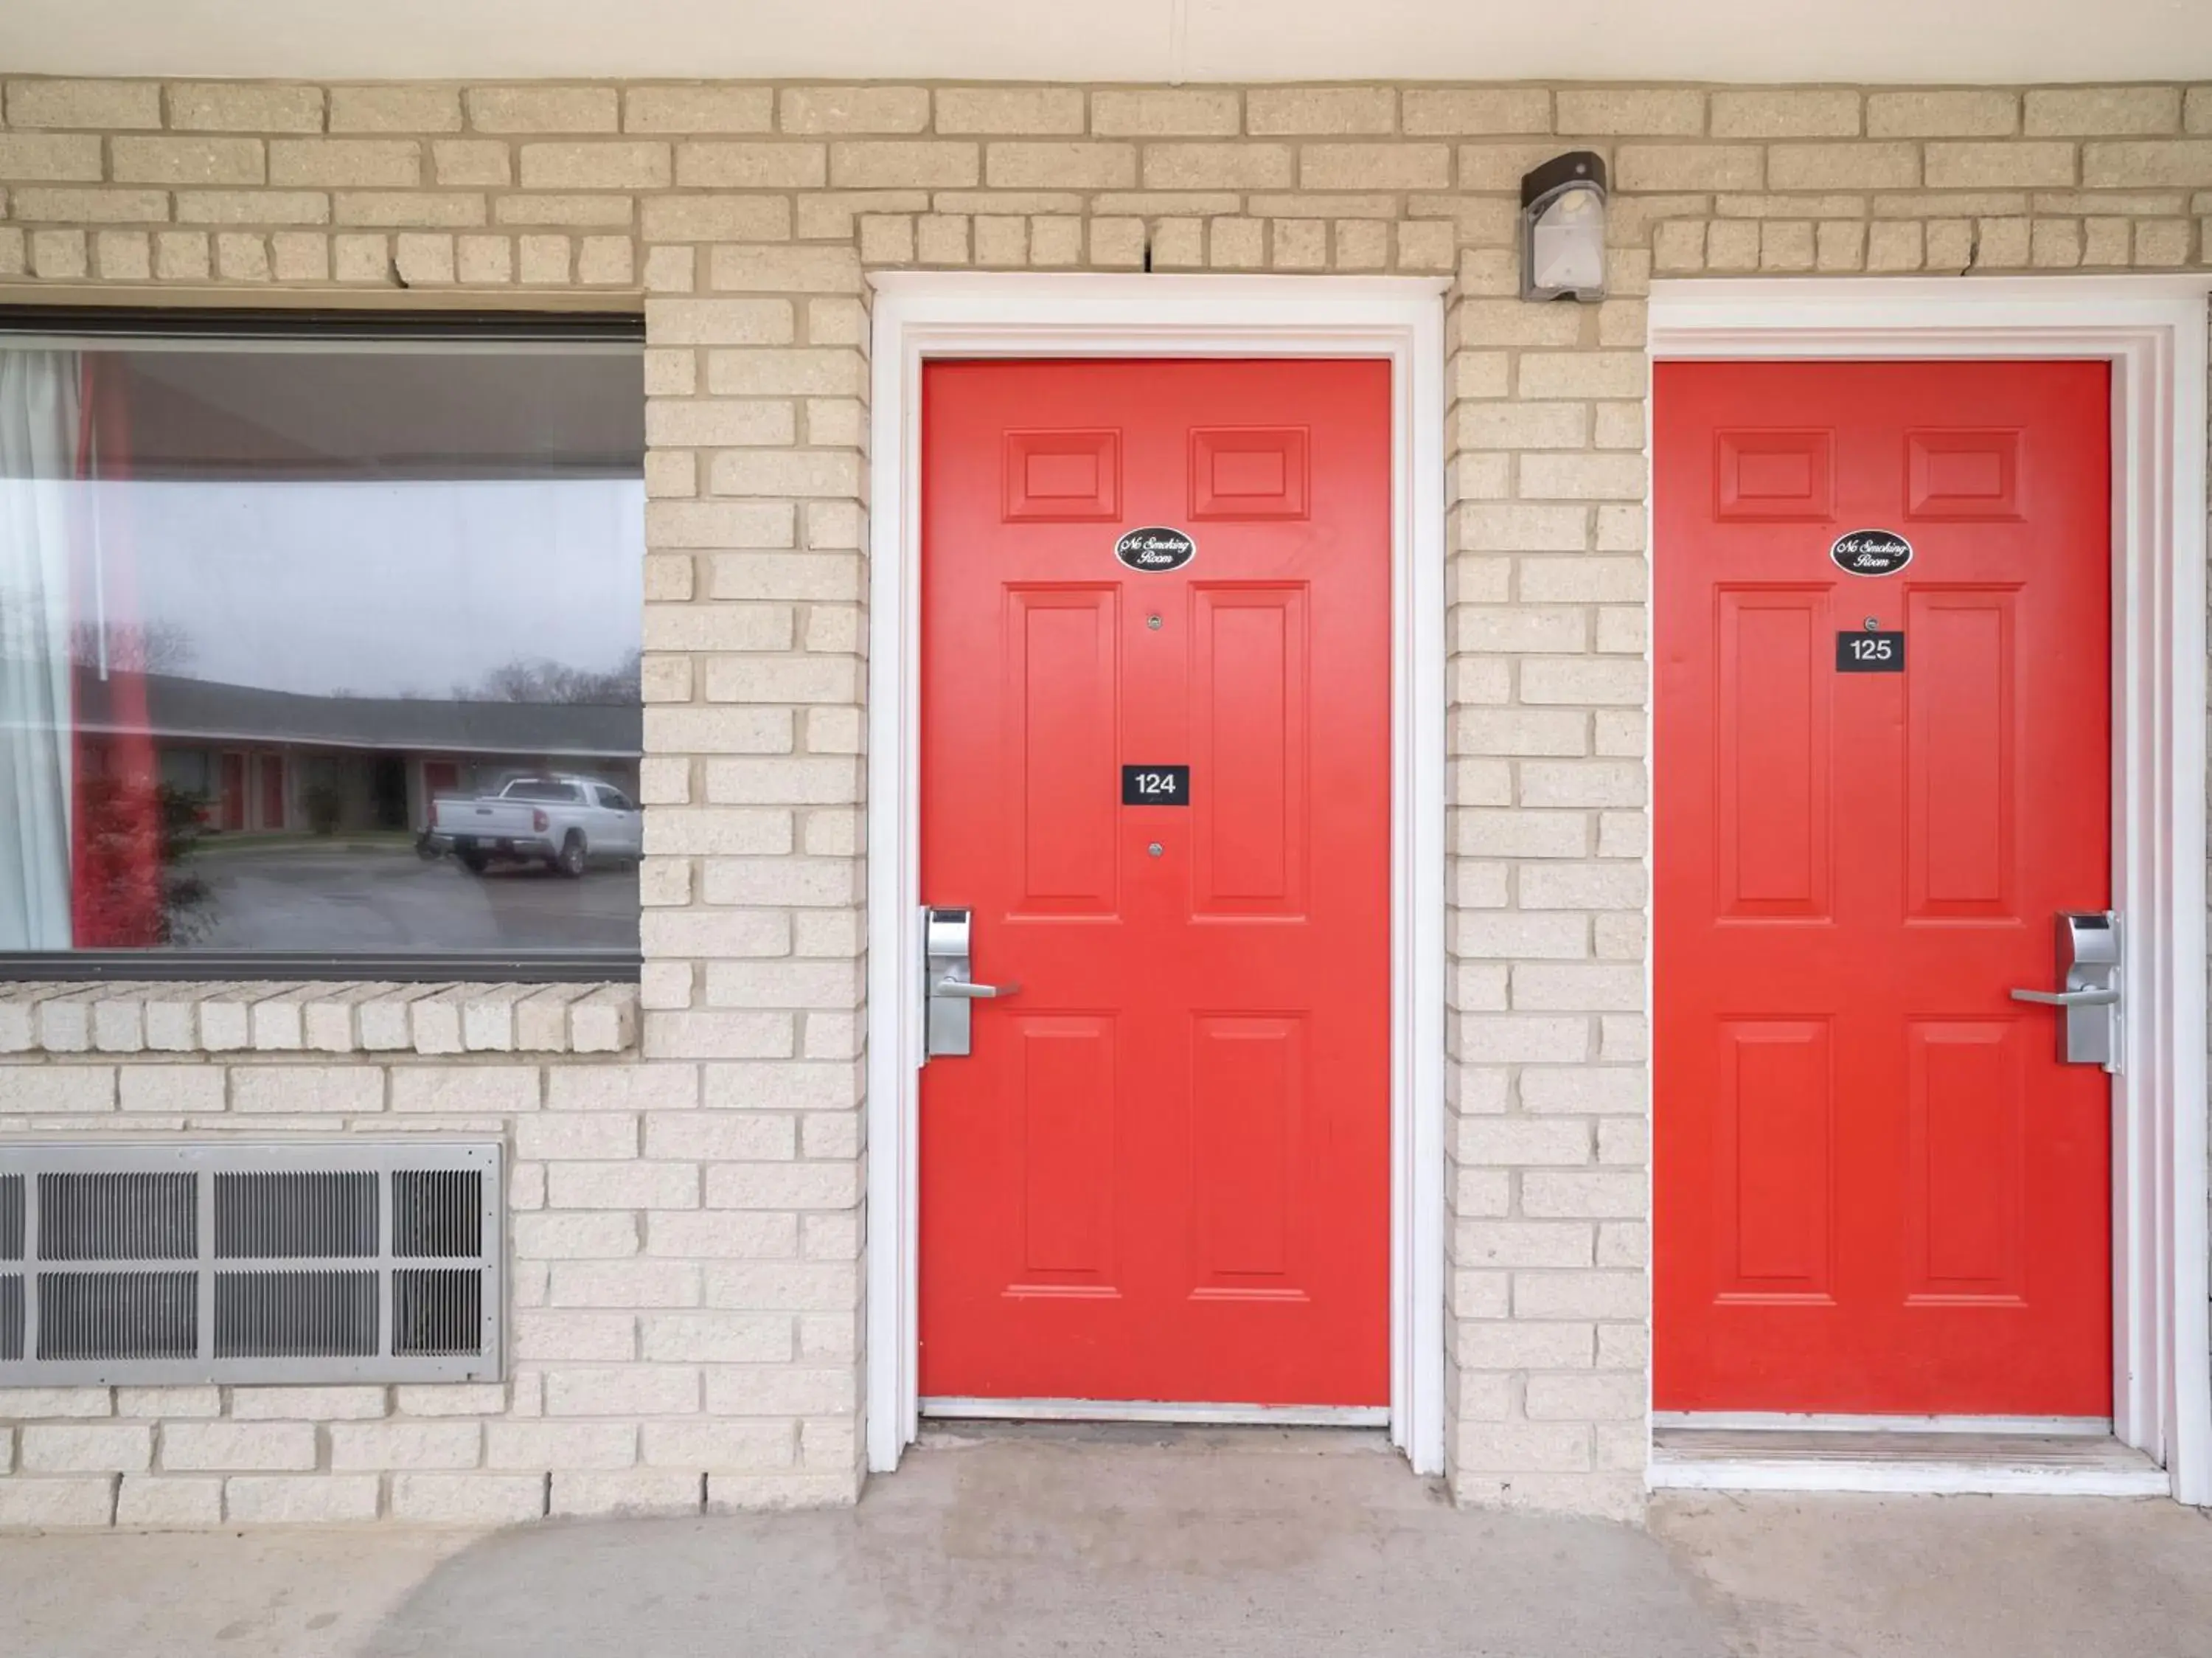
[394,1170,481,1258]
[40,1269,197,1361]
[216,1171,377,1259]
[215,1269,379,1359]
[1,1173,24,1260]
[0,1143,500,1386]
[41,1171,195,1260]
[395,1268,481,1356]
[0,1173,21,1362]
[0,1276,22,1363]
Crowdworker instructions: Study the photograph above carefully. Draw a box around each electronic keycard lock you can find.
[922,906,1020,1061]
[2009,911,2121,1072]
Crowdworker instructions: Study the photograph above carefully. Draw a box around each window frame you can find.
[0,305,647,984]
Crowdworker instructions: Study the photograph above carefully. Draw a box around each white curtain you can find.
[0,350,79,949]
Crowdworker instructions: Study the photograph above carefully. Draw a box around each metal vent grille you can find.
[216,1172,378,1259]
[41,1172,195,1260]
[395,1268,481,1356]
[0,1173,20,1362]
[0,1143,499,1386]
[1,1173,24,1260]
[216,1270,379,1358]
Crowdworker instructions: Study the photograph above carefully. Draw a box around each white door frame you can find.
[863,272,1450,1477]
[1647,274,2212,1504]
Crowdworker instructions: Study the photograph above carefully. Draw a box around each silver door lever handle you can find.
[2009,987,2118,1007]
[932,977,1021,999]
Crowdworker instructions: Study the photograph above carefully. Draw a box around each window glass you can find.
[498,778,588,803]
[0,330,644,964]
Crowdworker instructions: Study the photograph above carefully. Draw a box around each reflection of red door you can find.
[259,756,285,830]
[423,761,459,826]
[917,359,1391,1406]
[218,753,246,832]
[1655,361,2112,1415]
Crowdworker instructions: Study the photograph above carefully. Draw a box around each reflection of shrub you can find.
[157,785,212,945]
[73,779,210,946]
[303,783,344,836]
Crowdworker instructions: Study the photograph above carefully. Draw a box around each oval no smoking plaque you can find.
[1115,526,1196,573]
[1830,527,1913,577]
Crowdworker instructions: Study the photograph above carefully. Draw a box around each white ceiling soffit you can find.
[2,0,2208,86]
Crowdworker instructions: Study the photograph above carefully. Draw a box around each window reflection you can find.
[0,333,644,959]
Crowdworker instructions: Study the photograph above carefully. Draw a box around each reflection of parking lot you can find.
[187,841,638,952]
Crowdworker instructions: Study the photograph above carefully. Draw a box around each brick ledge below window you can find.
[0,982,636,1058]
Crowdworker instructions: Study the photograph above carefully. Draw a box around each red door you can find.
[1655,360,2112,1415]
[218,753,246,832]
[423,761,460,819]
[918,359,1392,1406]
[259,755,285,829]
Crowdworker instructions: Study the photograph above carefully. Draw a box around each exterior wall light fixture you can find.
[1520,151,1608,302]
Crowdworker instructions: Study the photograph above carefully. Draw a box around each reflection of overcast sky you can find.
[88,476,644,699]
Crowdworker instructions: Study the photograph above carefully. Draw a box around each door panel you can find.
[1005,586,1120,916]
[1010,1015,1119,1284]
[1714,1018,1834,1300]
[1656,360,2112,1415]
[1904,1019,2025,1300]
[919,358,1391,1406]
[1716,589,1832,917]
[1190,1013,1304,1289]
[1191,585,1308,915]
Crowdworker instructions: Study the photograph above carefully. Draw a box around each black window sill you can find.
[0,951,640,984]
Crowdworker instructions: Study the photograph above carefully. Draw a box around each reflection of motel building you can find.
[73,670,642,835]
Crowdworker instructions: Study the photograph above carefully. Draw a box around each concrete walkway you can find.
[2,1426,2207,1657]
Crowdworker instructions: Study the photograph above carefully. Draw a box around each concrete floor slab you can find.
[1655,1487,2212,1658]
[0,1426,2205,1658]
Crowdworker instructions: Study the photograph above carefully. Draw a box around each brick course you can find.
[1,74,2208,1526]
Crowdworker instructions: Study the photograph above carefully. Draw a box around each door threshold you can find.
[920,1397,1389,1429]
[1650,1421,2169,1497]
[1651,1411,2112,1437]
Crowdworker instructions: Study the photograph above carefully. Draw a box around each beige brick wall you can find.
[1,75,2208,1525]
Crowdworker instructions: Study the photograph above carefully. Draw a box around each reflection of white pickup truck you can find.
[422,774,642,877]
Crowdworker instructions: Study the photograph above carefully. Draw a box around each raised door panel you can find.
[1004,429,1121,521]
[1006,1016,1119,1291]
[1714,429,1834,521]
[1003,586,1119,917]
[1190,426,1310,520]
[1907,429,2023,521]
[1191,586,1309,918]
[1906,589,2017,920]
[1904,1020,2026,1303]
[1188,1014,1304,1298]
[1715,589,1831,919]
[1714,1019,1833,1302]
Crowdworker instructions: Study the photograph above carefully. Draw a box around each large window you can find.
[0,313,645,975]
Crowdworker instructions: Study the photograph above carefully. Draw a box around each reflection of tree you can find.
[453,651,642,705]
[68,619,195,676]
[74,778,210,946]
[303,781,344,836]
